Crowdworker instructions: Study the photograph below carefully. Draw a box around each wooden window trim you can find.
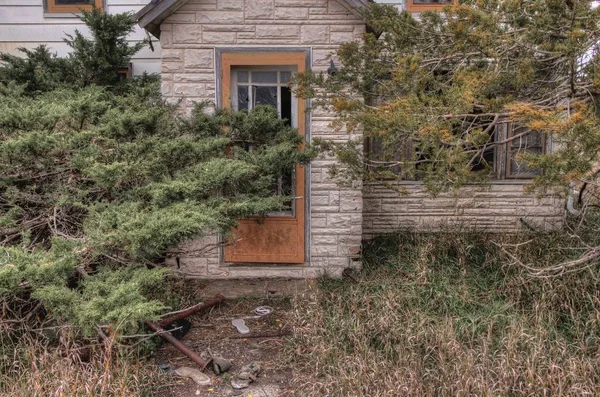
[46,0,102,14]
[116,64,132,81]
[406,0,457,13]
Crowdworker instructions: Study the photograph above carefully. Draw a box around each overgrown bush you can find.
[0,11,308,338]
[0,82,307,335]
[0,7,144,93]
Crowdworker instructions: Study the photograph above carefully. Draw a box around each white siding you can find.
[0,0,161,75]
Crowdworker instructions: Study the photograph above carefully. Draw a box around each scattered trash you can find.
[158,362,172,373]
[164,319,192,340]
[208,347,232,375]
[229,330,291,340]
[232,318,250,334]
[174,366,212,386]
[254,306,272,316]
[231,362,261,389]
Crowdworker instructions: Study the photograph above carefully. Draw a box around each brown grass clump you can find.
[288,228,600,396]
[0,330,157,397]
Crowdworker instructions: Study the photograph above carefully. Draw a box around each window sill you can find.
[43,13,82,18]
[364,179,536,187]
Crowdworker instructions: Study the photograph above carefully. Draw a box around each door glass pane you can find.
[237,86,249,111]
[252,71,278,83]
[280,71,292,83]
[254,86,277,108]
[281,86,292,127]
[237,71,249,83]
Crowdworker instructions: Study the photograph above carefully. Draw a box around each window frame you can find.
[116,64,132,81]
[230,66,298,126]
[46,0,103,14]
[366,122,546,182]
[504,122,546,180]
[230,65,299,217]
[406,0,457,13]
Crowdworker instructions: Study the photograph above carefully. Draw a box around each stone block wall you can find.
[363,183,565,238]
[160,0,365,278]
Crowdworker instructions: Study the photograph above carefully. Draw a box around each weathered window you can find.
[231,66,299,215]
[406,0,456,12]
[367,122,546,181]
[505,123,545,179]
[232,67,296,128]
[46,0,102,14]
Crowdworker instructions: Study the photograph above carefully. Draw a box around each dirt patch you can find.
[152,290,296,397]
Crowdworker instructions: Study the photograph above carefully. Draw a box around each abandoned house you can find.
[131,0,565,279]
[1,0,565,278]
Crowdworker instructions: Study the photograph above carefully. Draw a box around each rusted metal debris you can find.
[147,294,226,370]
[158,294,225,328]
[146,320,212,370]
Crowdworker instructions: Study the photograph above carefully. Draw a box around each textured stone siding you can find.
[160,0,365,279]
[363,183,565,237]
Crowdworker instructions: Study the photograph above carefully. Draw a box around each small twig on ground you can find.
[119,326,183,339]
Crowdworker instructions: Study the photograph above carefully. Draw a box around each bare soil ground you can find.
[152,280,301,397]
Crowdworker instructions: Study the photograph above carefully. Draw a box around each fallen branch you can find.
[493,242,600,278]
[118,326,182,340]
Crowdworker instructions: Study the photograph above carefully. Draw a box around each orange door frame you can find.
[221,52,306,264]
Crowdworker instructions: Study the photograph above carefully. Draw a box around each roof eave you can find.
[137,0,190,39]
[137,0,372,39]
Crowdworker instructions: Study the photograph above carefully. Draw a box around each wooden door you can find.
[221,52,306,264]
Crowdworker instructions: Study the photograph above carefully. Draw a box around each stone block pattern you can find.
[161,0,365,279]
[363,183,565,238]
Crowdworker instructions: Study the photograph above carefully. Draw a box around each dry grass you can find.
[288,229,600,396]
[0,329,157,397]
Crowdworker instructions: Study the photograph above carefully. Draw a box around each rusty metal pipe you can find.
[158,294,225,328]
[146,321,211,370]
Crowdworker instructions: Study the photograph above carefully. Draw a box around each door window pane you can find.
[237,86,249,111]
[230,67,298,217]
[237,71,248,83]
[280,71,292,83]
[252,71,278,83]
[254,86,277,108]
[281,86,292,126]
